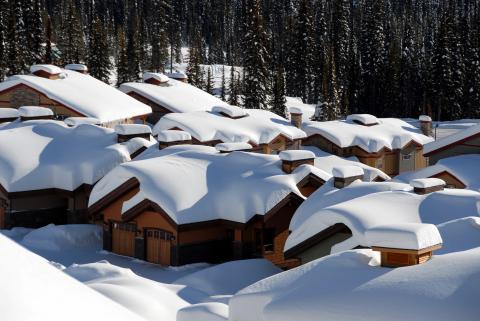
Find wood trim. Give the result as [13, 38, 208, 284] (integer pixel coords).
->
[372, 243, 442, 255]
[121, 198, 179, 228]
[2, 183, 93, 199]
[296, 173, 326, 188]
[430, 170, 466, 189]
[88, 178, 140, 215]
[424, 132, 480, 156]
[284, 223, 352, 259]
[263, 193, 303, 222]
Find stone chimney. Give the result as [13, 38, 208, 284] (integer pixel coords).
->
[157, 130, 192, 149]
[215, 142, 253, 153]
[143, 72, 170, 86]
[289, 107, 303, 129]
[419, 115, 432, 137]
[410, 178, 445, 195]
[368, 223, 443, 267]
[65, 64, 88, 74]
[30, 64, 62, 80]
[114, 124, 152, 143]
[18, 106, 54, 121]
[0, 108, 20, 124]
[332, 165, 364, 188]
[279, 150, 315, 174]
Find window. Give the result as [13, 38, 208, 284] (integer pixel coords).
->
[263, 229, 275, 253]
[402, 154, 412, 160]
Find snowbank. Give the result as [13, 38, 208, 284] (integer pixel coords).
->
[64, 117, 101, 126]
[19, 106, 53, 117]
[215, 142, 252, 152]
[177, 303, 228, 321]
[115, 123, 152, 135]
[279, 150, 315, 161]
[157, 129, 192, 142]
[332, 165, 364, 178]
[365, 223, 442, 250]
[0, 108, 19, 119]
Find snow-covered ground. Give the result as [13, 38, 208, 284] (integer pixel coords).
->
[0, 224, 280, 321]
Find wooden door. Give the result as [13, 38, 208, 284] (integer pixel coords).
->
[111, 222, 136, 257]
[146, 229, 172, 266]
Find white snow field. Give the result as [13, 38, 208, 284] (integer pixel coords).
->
[229, 217, 480, 321]
[0, 224, 280, 321]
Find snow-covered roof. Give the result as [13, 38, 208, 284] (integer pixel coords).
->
[395, 154, 480, 191]
[64, 117, 101, 127]
[215, 142, 253, 152]
[410, 178, 445, 189]
[279, 150, 315, 162]
[303, 117, 433, 153]
[157, 129, 192, 142]
[285, 181, 480, 252]
[0, 68, 151, 123]
[365, 223, 442, 250]
[119, 79, 226, 114]
[89, 146, 322, 225]
[153, 109, 306, 145]
[30, 64, 62, 75]
[211, 105, 248, 118]
[332, 165, 364, 178]
[0, 108, 19, 119]
[347, 114, 379, 126]
[424, 123, 480, 155]
[230, 216, 480, 321]
[0, 234, 146, 321]
[143, 72, 169, 83]
[65, 64, 88, 72]
[19, 106, 53, 117]
[286, 97, 315, 120]
[0, 120, 151, 192]
[166, 71, 188, 79]
[114, 124, 152, 135]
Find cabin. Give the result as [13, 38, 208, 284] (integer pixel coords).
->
[284, 177, 479, 265]
[165, 71, 188, 83]
[0, 113, 154, 229]
[152, 105, 306, 155]
[88, 146, 329, 268]
[423, 123, 480, 164]
[302, 114, 433, 176]
[0, 64, 151, 127]
[120, 72, 225, 124]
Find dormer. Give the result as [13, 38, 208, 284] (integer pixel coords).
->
[143, 72, 170, 86]
[410, 178, 445, 195]
[0, 108, 20, 124]
[65, 64, 88, 74]
[157, 130, 192, 149]
[215, 142, 253, 153]
[212, 105, 248, 119]
[347, 114, 379, 126]
[332, 165, 364, 188]
[30, 64, 63, 80]
[279, 150, 315, 174]
[114, 124, 152, 143]
[19, 106, 54, 121]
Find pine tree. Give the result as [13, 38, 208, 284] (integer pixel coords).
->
[59, 0, 86, 64]
[205, 67, 214, 94]
[228, 65, 239, 106]
[150, 0, 169, 72]
[270, 65, 287, 118]
[6, 0, 29, 76]
[220, 65, 227, 101]
[23, 0, 44, 65]
[0, 0, 7, 80]
[243, 0, 270, 109]
[323, 50, 341, 121]
[116, 27, 129, 86]
[44, 14, 53, 64]
[88, 17, 112, 83]
[186, 30, 205, 88]
[126, 10, 141, 82]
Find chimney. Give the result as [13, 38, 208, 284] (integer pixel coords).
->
[18, 106, 54, 121]
[368, 223, 443, 267]
[143, 72, 170, 86]
[279, 150, 315, 174]
[215, 142, 253, 153]
[332, 165, 364, 188]
[157, 130, 192, 149]
[114, 124, 152, 143]
[30, 64, 62, 80]
[212, 105, 248, 119]
[65, 64, 88, 74]
[0, 108, 20, 124]
[289, 107, 303, 128]
[64, 117, 101, 127]
[419, 115, 432, 137]
[410, 178, 445, 195]
[165, 71, 188, 83]
[346, 114, 379, 126]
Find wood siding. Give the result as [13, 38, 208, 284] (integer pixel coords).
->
[427, 135, 480, 164]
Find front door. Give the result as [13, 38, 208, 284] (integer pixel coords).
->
[146, 229, 173, 266]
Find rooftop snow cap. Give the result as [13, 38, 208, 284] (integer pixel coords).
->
[347, 114, 379, 126]
[19, 106, 54, 121]
[419, 115, 433, 137]
[290, 107, 303, 128]
[279, 150, 315, 173]
[64, 117, 101, 127]
[65, 64, 88, 74]
[0, 108, 20, 123]
[410, 178, 446, 195]
[114, 124, 152, 143]
[212, 105, 248, 119]
[143, 72, 170, 85]
[157, 129, 192, 149]
[332, 165, 364, 188]
[215, 142, 253, 153]
[30, 64, 63, 79]
[166, 71, 188, 82]
[368, 223, 443, 267]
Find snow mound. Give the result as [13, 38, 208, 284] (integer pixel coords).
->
[365, 223, 442, 250]
[143, 72, 169, 83]
[212, 105, 248, 118]
[65, 64, 88, 72]
[279, 150, 315, 161]
[215, 142, 252, 152]
[332, 165, 364, 178]
[436, 217, 480, 254]
[115, 123, 152, 135]
[21, 224, 102, 252]
[289, 107, 303, 114]
[157, 129, 192, 142]
[30, 64, 62, 75]
[347, 114, 379, 125]
[410, 178, 445, 188]
[174, 259, 281, 296]
[19, 106, 53, 117]
[0, 108, 19, 119]
[64, 117, 101, 126]
[65, 260, 137, 283]
[177, 302, 228, 321]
